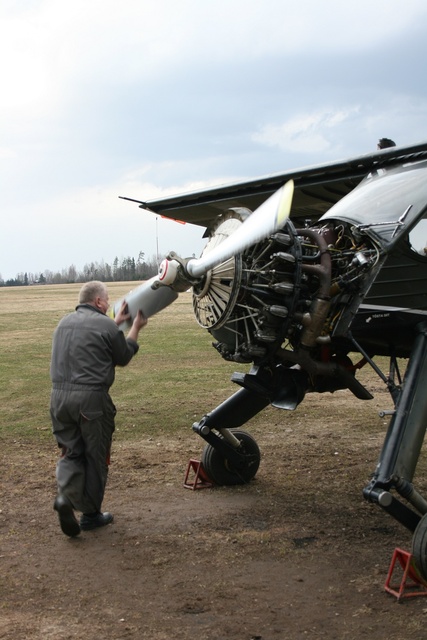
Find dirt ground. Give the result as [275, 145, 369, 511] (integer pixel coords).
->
[2, 387, 427, 640]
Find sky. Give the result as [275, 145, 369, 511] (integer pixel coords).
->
[1, 0, 427, 281]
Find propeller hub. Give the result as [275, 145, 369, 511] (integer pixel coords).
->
[158, 258, 179, 285]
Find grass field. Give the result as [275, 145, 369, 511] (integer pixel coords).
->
[0, 282, 239, 443]
[0, 282, 407, 446]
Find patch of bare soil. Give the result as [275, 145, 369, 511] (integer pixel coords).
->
[1, 391, 427, 640]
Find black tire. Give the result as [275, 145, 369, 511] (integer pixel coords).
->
[412, 513, 427, 583]
[201, 429, 261, 486]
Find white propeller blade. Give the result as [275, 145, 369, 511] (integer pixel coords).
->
[111, 276, 178, 329]
[185, 180, 294, 279]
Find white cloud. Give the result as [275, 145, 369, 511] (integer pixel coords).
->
[0, 16, 51, 115]
[0, 147, 16, 160]
[363, 94, 427, 137]
[252, 107, 360, 153]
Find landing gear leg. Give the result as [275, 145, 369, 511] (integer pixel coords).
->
[193, 387, 269, 485]
[363, 322, 427, 578]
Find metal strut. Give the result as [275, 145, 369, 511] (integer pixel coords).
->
[364, 321, 427, 531]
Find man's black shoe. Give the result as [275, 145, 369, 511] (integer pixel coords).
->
[54, 495, 81, 537]
[80, 511, 114, 531]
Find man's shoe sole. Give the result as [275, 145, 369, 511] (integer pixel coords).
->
[54, 496, 81, 537]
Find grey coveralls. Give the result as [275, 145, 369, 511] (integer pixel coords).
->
[50, 304, 139, 514]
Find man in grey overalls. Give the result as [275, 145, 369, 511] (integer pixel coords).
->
[50, 281, 147, 537]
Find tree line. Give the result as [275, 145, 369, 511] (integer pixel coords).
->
[0, 252, 161, 287]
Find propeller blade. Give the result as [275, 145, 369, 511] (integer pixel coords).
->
[185, 180, 294, 278]
[111, 276, 178, 329]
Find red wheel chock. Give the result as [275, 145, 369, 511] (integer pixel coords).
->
[183, 458, 214, 490]
[384, 548, 427, 600]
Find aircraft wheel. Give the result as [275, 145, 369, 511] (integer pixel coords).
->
[412, 513, 427, 582]
[201, 429, 260, 486]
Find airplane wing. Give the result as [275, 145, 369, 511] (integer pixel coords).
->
[123, 141, 427, 230]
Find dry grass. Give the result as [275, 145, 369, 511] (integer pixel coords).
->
[0, 283, 238, 441]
